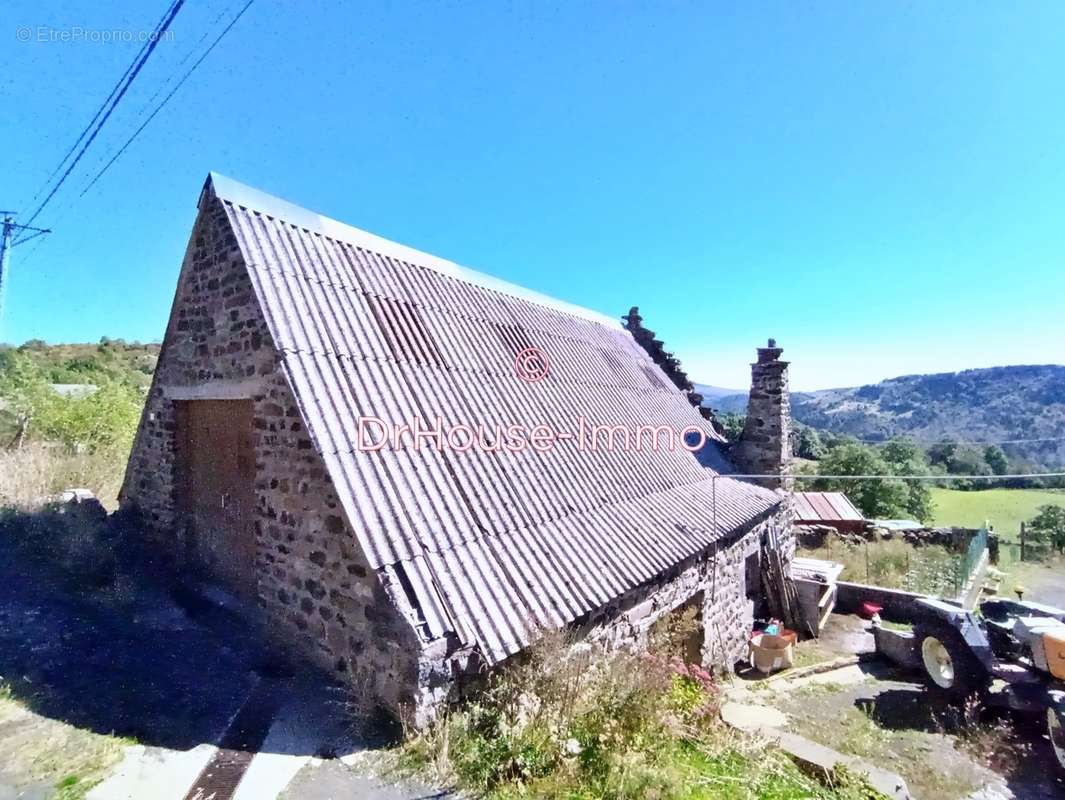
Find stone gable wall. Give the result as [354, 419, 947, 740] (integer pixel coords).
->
[121, 199, 269, 532]
[121, 198, 798, 723]
[120, 198, 424, 715]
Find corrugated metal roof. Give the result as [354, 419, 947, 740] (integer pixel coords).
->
[794, 491, 864, 523]
[206, 174, 782, 664]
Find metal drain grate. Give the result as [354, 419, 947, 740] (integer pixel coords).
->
[183, 679, 280, 800]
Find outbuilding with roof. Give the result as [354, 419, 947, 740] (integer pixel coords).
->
[121, 174, 797, 722]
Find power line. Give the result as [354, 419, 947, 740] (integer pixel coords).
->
[0, 214, 52, 339]
[816, 434, 1065, 447]
[23, 0, 186, 227]
[16, 0, 252, 272]
[719, 472, 1065, 481]
[139, 1, 241, 111]
[79, 0, 256, 198]
[24, 0, 182, 212]
[723, 411, 1065, 447]
[968, 437, 1065, 445]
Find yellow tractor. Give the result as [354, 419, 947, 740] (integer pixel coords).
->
[887, 596, 1065, 772]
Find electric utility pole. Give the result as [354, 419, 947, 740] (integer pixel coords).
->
[0, 212, 51, 341]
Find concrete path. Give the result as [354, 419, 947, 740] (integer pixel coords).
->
[280, 760, 451, 800]
[87, 745, 219, 800]
[721, 686, 914, 800]
[88, 677, 452, 800]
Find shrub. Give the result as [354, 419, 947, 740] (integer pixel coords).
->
[0, 348, 144, 457]
[0, 443, 128, 509]
[1027, 504, 1065, 553]
[800, 533, 961, 596]
[397, 633, 879, 799]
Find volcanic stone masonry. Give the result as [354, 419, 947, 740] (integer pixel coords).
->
[120, 181, 798, 726]
[622, 306, 715, 421]
[585, 506, 794, 667]
[733, 339, 793, 489]
[120, 197, 427, 713]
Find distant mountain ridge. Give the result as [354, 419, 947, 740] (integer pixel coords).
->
[692, 383, 745, 401]
[702, 365, 1065, 469]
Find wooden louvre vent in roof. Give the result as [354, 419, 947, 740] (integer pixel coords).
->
[204, 172, 784, 664]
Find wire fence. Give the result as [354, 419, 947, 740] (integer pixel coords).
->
[801, 531, 979, 597]
[713, 471, 1032, 598]
[955, 527, 988, 595]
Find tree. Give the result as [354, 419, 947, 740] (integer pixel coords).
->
[802, 440, 934, 523]
[880, 439, 920, 465]
[794, 426, 827, 460]
[983, 445, 1009, 476]
[879, 439, 934, 523]
[718, 413, 745, 441]
[817, 431, 858, 450]
[949, 446, 991, 476]
[927, 440, 958, 469]
[805, 443, 908, 520]
[0, 350, 51, 448]
[1028, 504, 1065, 553]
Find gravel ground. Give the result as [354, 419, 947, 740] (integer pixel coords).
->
[757, 614, 1065, 800]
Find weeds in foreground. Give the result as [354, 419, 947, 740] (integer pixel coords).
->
[0, 442, 128, 510]
[934, 696, 1031, 777]
[801, 534, 961, 596]
[776, 689, 985, 800]
[396, 632, 884, 799]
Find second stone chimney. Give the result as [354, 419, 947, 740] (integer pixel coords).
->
[733, 339, 792, 489]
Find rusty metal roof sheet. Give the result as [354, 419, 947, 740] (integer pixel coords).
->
[206, 173, 782, 664]
[794, 491, 864, 523]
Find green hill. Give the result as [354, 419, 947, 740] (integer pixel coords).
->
[930, 487, 1065, 539]
[707, 365, 1065, 469]
[0, 339, 160, 389]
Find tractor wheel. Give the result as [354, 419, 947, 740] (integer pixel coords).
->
[1048, 707, 1065, 773]
[914, 624, 984, 699]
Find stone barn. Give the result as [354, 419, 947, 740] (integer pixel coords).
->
[121, 173, 796, 723]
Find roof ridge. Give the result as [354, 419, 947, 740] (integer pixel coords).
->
[204, 172, 622, 330]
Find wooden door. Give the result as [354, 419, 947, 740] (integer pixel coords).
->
[175, 399, 257, 601]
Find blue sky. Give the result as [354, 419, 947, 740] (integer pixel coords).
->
[3, 2, 1063, 390]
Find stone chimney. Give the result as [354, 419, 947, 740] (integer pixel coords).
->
[733, 339, 792, 489]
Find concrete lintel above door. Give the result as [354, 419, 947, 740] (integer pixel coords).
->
[163, 378, 264, 401]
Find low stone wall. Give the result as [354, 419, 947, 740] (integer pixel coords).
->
[796, 524, 983, 553]
[834, 581, 946, 621]
[836, 576, 991, 620]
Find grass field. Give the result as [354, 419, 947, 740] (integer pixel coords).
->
[930, 487, 1065, 540]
